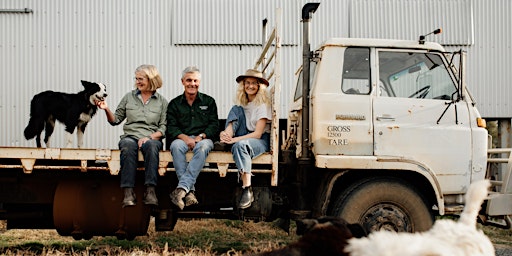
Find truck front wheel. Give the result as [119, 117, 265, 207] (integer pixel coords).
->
[331, 178, 433, 233]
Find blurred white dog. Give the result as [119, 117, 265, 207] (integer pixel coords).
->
[345, 179, 495, 256]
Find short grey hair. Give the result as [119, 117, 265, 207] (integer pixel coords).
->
[181, 66, 201, 79]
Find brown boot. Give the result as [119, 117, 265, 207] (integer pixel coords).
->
[143, 186, 158, 206]
[170, 188, 186, 210]
[123, 188, 136, 207]
[184, 191, 199, 207]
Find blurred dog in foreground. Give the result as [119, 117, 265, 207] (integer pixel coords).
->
[259, 216, 367, 256]
[345, 179, 494, 256]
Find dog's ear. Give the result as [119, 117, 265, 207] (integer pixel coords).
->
[295, 219, 319, 236]
[347, 223, 368, 238]
[81, 80, 95, 89]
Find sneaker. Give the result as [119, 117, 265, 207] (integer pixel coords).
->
[170, 188, 186, 210]
[238, 186, 254, 209]
[123, 188, 136, 207]
[143, 186, 158, 206]
[184, 191, 199, 207]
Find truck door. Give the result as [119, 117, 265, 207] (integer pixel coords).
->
[373, 49, 472, 193]
[310, 47, 373, 156]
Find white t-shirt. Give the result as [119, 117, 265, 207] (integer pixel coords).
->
[243, 101, 272, 133]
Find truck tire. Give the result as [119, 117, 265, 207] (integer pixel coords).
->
[331, 177, 433, 233]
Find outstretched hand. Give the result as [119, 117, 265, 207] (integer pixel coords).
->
[95, 100, 108, 110]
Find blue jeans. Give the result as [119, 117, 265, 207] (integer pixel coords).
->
[226, 106, 270, 174]
[170, 137, 213, 192]
[119, 137, 163, 188]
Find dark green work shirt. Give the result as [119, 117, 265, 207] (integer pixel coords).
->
[166, 92, 219, 140]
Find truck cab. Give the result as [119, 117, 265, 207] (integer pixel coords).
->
[286, 36, 491, 232]
[310, 38, 487, 190]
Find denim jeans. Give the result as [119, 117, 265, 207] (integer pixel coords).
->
[226, 106, 248, 137]
[226, 106, 270, 174]
[170, 137, 213, 192]
[119, 137, 163, 188]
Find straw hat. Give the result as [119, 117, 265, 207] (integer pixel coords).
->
[235, 69, 269, 86]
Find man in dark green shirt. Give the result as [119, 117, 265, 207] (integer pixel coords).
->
[167, 66, 219, 210]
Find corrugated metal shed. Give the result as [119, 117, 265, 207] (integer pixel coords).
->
[349, 0, 474, 45]
[466, 0, 511, 118]
[0, 0, 510, 149]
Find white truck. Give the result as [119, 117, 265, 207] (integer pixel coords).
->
[0, 3, 510, 240]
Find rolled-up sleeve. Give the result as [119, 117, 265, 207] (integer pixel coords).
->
[109, 94, 128, 126]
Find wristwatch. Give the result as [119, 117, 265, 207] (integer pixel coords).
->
[199, 133, 205, 139]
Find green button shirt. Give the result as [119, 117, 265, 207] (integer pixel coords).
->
[109, 89, 168, 140]
[166, 92, 219, 140]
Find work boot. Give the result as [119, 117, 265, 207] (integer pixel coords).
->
[170, 188, 186, 210]
[122, 188, 136, 207]
[143, 186, 158, 206]
[184, 191, 199, 207]
[238, 186, 254, 209]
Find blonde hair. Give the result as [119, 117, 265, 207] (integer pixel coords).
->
[235, 79, 270, 106]
[134, 64, 163, 91]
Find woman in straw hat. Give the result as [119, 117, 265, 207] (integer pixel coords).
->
[217, 69, 272, 209]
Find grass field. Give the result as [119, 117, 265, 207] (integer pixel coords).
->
[0, 219, 297, 255]
[0, 218, 510, 255]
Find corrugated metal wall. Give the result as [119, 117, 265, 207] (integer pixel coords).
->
[466, 0, 511, 118]
[349, 0, 473, 45]
[173, 0, 299, 46]
[1, 0, 510, 149]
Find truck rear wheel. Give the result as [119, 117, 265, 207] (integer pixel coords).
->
[331, 177, 433, 233]
[53, 179, 151, 239]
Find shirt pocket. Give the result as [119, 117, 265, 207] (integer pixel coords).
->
[197, 106, 211, 123]
[126, 103, 144, 122]
[145, 105, 162, 125]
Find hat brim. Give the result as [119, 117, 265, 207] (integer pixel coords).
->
[236, 75, 269, 86]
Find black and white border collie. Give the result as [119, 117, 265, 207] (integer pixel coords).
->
[24, 80, 107, 148]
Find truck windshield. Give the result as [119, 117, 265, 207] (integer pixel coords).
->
[379, 51, 456, 100]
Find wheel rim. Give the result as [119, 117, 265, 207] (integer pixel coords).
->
[362, 203, 412, 232]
